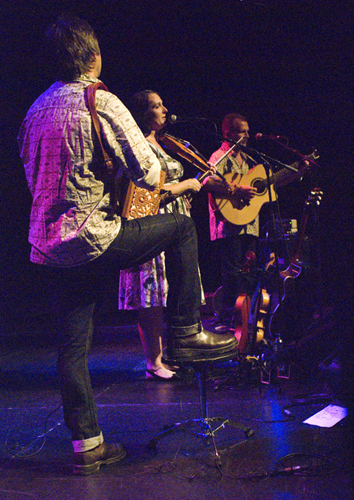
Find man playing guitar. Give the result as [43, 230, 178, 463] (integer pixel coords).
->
[203, 113, 258, 332]
[203, 112, 309, 333]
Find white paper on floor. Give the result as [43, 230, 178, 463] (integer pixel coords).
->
[303, 404, 348, 428]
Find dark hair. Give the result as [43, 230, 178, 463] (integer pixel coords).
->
[222, 113, 248, 139]
[129, 90, 160, 135]
[45, 13, 100, 81]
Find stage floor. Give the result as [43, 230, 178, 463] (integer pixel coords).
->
[0, 310, 352, 500]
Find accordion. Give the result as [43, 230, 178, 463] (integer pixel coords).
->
[120, 170, 166, 220]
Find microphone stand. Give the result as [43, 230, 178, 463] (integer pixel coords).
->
[272, 140, 321, 169]
[231, 139, 299, 380]
[236, 141, 299, 172]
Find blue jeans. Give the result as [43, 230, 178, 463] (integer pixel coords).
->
[40, 213, 202, 443]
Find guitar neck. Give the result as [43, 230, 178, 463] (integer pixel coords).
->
[291, 212, 309, 264]
[269, 150, 318, 189]
[290, 188, 322, 264]
[257, 163, 299, 193]
[271, 161, 300, 188]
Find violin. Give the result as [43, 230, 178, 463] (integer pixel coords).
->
[159, 132, 210, 173]
[159, 132, 231, 189]
[249, 286, 270, 346]
[248, 253, 275, 350]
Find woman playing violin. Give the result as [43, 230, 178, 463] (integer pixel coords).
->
[119, 90, 215, 380]
[141, 92, 203, 199]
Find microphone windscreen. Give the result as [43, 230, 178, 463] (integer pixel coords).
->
[167, 114, 177, 124]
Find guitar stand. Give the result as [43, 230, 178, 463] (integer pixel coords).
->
[148, 353, 254, 465]
[257, 334, 294, 391]
[260, 363, 291, 385]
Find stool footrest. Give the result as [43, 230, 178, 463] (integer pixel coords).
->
[147, 416, 253, 451]
[149, 354, 253, 465]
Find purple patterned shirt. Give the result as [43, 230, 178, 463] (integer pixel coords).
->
[18, 75, 161, 267]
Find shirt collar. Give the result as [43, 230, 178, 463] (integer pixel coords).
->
[74, 74, 102, 84]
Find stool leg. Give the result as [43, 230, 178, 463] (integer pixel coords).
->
[198, 366, 208, 419]
[197, 365, 222, 463]
[148, 355, 253, 461]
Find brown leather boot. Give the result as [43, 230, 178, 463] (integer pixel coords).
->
[73, 442, 126, 475]
[167, 323, 238, 362]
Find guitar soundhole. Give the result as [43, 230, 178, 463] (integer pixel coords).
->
[252, 179, 265, 195]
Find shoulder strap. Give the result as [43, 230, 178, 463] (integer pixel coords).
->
[86, 82, 114, 174]
[86, 82, 119, 215]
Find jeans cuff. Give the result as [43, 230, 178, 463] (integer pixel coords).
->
[72, 432, 104, 453]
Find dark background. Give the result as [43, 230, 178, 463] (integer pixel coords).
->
[1, 0, 353, 332]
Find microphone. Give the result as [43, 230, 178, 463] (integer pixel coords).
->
[167, 114, 207, 124]
[255, 133, 286, 141]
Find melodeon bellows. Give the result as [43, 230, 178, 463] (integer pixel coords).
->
[121, 171, 166, 220]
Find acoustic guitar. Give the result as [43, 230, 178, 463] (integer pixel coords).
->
[212, 151, 319, 226]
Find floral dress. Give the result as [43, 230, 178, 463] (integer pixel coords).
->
[118, 143, 204, 310]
